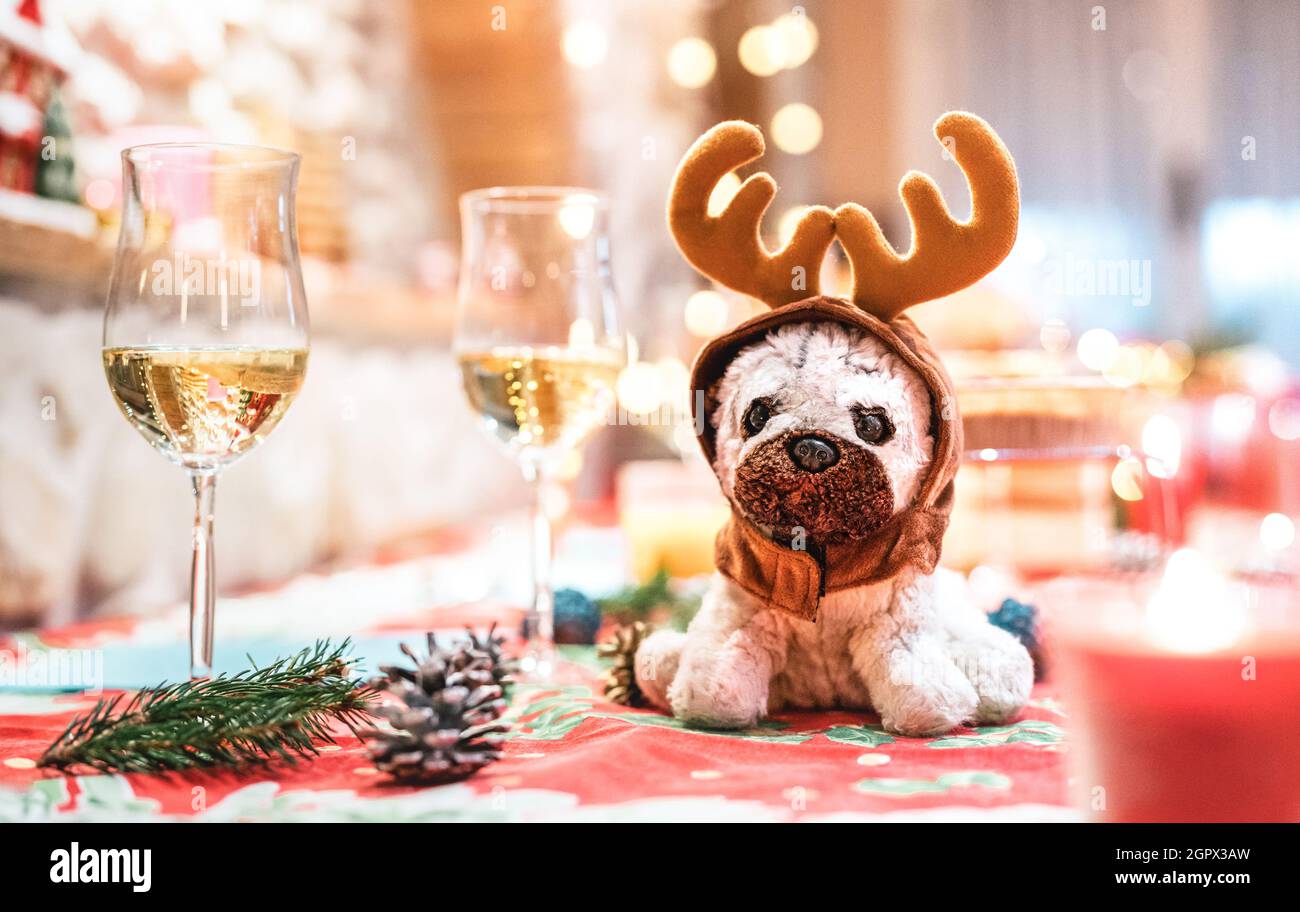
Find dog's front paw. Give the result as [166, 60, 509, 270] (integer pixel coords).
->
[946, 630, 1033, 725]
[668, 665, 766, 731]
[874, 645, 979, 737]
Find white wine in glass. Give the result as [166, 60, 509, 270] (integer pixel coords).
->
[103, 347, 307, 466]
[103, 144, 309, 679]
[457, 346, 621, 454]
[455, 188, 624, 679]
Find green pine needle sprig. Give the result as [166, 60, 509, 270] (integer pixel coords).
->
[40, 640, 376, 774]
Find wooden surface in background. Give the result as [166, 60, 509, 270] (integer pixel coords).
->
[0, 191, 112, 294]
[409, 0, 579, 232]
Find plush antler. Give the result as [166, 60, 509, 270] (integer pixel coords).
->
[835, 112, 1019, 321]
[669, 121, 835, 308]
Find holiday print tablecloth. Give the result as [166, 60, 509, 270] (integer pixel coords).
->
[0, 544, 1077, 822]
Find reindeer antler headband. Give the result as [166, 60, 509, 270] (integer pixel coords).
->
[668, 112, 1019, 320]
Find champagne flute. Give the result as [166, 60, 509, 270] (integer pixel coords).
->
[455, 188, 624, 678]
[102, 143, 309, 679]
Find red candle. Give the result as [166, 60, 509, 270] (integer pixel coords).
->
[1049, 555, 1300, 822]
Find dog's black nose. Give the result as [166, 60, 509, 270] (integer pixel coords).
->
[788, 435, 840, 473]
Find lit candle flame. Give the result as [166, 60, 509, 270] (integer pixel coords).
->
[1143, 549, 1249, 653]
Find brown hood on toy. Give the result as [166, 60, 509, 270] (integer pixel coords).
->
[690, 296, 963, 622]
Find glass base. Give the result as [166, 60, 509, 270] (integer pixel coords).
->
[515, 641, 556, 683]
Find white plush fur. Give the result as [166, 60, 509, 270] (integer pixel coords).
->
[637, 322, 1032, 736]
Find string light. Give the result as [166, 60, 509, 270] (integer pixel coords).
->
[707, 171, 742, 216]
[771, 103, 822, 155]
[563, 20, 608, 69]
[568, 317, 595, 348]
[1102, 344, 1146, 388]
[84, 178, 116, 210]
[1153, 340, 1194, 384]
[1141, 415, 1181, 479]
[1077, 328, 1119, 372]
[667, 37, 716, 89]
[617, 362, 664, 415]
[1210, 393, 1256, 442]
[1268, 398, 1300, 441]
[1260, 513, 1297, 552]
[738, 13, 818, 76]
[738, 25, 785, 76]
[772, 13, 818, 68]
[684, 290, 728, 337]
[1111, 457, 1145, 501]
[558, 200, 596, 239]
[776, 205, 810, 245]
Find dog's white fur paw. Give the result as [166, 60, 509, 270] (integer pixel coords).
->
[634, 629, 685, 712]
[945, 625, 1034, 724]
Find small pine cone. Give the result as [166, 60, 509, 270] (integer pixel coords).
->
[360, 632, 513, 784]
[597, 621, 651, 707]
[464, 623, 519, 691]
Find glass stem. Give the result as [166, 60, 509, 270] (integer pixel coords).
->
[189, 471, 218, 680]
[521, 460, 555, 668]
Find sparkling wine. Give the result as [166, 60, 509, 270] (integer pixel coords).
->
[103, 346, 308, 469]
[458, 347, 620, 455]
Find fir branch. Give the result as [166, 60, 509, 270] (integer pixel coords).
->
[39, 640, 376, 774]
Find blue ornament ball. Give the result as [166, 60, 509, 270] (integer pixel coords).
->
[987, 597, 1038, 650]
[553, 588, 603, 645]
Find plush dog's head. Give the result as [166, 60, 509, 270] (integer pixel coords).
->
[708, 320, 934, 543]
[669, 112, 1017, 589]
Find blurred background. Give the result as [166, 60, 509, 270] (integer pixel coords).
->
[3, 0, 1300, 630]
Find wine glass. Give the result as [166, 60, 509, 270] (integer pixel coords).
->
[455, 187, 624, 678]
[102, 143, 309, 679]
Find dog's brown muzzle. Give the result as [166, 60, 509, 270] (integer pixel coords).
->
[732, 430, 895, 541]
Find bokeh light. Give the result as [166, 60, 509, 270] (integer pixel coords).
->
[1102, 344, 1147, 388]
[617, 362, 665, 415]
[1211, 393, 1257, 442]
[83, 178, 117, 211]
[738, 25, 785, 76]
[557, 201, 595, 239]
[1147, 340, 1195, 386]
[684, 290, 728, 337]
[1260, 513, 1297, 551]
[776, 205, 811, 246]
[1268, 398, 1300, 441]
[707, 171, 742, 216]
[567, 317, 595, 348]
[563, 20, 608, 69]
[770, 103, 822, 155]
[772, 13, 818, 68]
[1076, 328, 1119, 371]
[1141, 414, 1182, 478]
[667, 37, 716, 89]
[1111, 457, 1146, 501]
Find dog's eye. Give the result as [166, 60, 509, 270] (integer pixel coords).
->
[853, 406, 895, 445]
[742, 399, 773, 437]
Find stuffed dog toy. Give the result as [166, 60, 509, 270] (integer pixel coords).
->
[628, 112, 1033, 737]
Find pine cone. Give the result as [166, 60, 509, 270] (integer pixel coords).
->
[464, 623, 519, 691]
[597, 621, 650, 706]
[360, 632, 513, 783]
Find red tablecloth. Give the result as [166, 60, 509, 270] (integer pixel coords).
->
[0, 629, 1073, 822]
